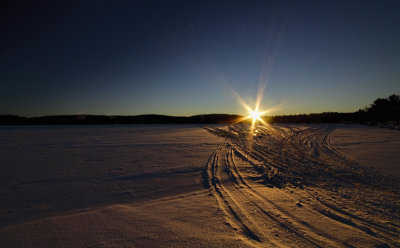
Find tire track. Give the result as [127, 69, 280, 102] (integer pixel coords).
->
[280, 127, 400, 245]
[206, 142, 349, 247]
[205, 124, 400, 247]
[205, 142, 279, 247]
[225, 147, 356, 248]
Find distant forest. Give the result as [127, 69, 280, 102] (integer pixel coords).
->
[268, 94, 400, 124]
[1, 94, 399, 126]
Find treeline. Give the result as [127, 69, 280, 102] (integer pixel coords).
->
[267, 94, 400, 124]
[357, 94, 400, 122]
[1, 94, 398, 125]
[0, 114, 241, 125]
[266, 112, 357, 124]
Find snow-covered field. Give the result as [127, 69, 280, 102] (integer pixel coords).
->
[0, 124, 399, 247]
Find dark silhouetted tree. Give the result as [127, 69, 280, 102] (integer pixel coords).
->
[363, 94, 400, 121]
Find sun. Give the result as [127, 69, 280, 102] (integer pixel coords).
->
[249, 109, 261, 122]
[230, 88, 270, 126]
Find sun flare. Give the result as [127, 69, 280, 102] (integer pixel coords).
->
[249, 110, 261, 122]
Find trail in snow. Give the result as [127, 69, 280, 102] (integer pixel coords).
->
[205, 124, 400, 247]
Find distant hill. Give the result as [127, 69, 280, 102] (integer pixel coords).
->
[1, 94, 399, 126]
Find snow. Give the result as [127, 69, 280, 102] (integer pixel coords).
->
[329, 124, 400, 177]
[0, 124, 399, 247]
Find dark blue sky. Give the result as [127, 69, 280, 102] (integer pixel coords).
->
[1, 0, 399, 116]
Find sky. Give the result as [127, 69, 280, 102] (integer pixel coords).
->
[1, 0, 399, 117]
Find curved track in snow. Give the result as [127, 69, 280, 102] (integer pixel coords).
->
[205, 125, 400, 247]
